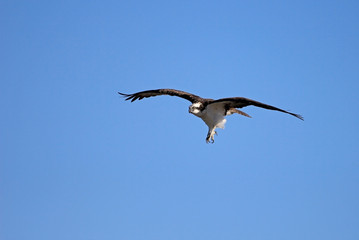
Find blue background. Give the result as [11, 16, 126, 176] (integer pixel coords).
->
[1, 1, 359, 239]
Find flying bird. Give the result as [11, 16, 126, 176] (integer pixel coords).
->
[118, 89, 303, 143]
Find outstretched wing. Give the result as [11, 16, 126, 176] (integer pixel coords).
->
[209, 97, 304, 120]
[118, 89, 203, 103]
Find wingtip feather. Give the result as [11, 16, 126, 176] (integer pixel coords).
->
[118, 92, 134, 101]
[293, 113, 304, 121]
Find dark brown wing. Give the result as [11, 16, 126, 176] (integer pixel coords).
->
[209, 97, 304, 120]
[118, 89, 203, 103]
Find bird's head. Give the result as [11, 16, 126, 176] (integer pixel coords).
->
[189, 102, 203, 116]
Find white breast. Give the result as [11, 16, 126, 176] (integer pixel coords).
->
[200, 104, 227, 129]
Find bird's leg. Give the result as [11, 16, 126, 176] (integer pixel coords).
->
[206, 131, 210, 143]
[206, 128, 216, 144]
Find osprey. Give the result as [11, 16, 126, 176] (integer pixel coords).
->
[118, 89, 303, 143]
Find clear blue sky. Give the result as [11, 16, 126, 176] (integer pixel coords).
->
[1, 1, 359, 239]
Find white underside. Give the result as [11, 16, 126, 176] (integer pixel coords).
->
[189, 102, 229, 143]
[195, 104, 227, 130]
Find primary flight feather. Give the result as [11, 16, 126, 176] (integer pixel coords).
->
[118, 89, 303, 143]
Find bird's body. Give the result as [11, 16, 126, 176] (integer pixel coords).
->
[189, 102, 227, 142]
[119, 89, 303, 143]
